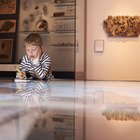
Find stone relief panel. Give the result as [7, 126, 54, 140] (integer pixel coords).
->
[103, 16, 140, 37]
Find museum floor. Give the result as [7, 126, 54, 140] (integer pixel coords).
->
[0, 79, 140, 140]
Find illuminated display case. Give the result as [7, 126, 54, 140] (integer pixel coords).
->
[17, 0, 76, 79]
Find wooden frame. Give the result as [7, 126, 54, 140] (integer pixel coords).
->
[0, 0, 19, 64]
[0, 0, 17, 15]
[0, 39, 13, 63]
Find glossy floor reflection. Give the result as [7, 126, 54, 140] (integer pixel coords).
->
[0, 80, 140, 140]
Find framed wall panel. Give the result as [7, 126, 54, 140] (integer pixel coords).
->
[0, 0, 19, 64]
[94, 40, 104, 53]
[0, 0, 17, 15]
[0, 20, 16, 33]
[0, 39, 13, 63]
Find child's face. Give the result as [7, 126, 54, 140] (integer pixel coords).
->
[25, 44, 41, 60]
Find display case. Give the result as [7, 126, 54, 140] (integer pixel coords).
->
[17, 0, 76, 79]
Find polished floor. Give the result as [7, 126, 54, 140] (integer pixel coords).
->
[0, 79, 140, 140]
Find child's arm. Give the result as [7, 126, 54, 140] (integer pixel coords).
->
[32, 54, 51, 79]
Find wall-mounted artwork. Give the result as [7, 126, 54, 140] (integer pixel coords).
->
[0, 0, 17, 14]
[0, 0, 19, 64]
[103, 16, 140, 37]
[0, 39, 13, 63]
[0, 20, 16, 33]
[94, 40, 104, 53]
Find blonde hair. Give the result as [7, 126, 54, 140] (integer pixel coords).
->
[24, 33, 43, 48]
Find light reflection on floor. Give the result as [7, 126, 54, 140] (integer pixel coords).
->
[0, 80, 140, 140]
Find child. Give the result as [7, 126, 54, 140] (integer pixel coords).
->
[16, 33, 52, 80]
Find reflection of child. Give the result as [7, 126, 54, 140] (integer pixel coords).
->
[16, 33, 52, 80]
[16, 81, 51, 106]
[16, 81, 50, 123]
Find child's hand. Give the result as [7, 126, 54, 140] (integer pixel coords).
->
[16, 71, 26, 79]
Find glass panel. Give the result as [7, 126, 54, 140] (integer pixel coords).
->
[17, 0, 76, 79]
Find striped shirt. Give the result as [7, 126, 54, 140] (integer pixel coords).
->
[19, 52, 52, 80]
